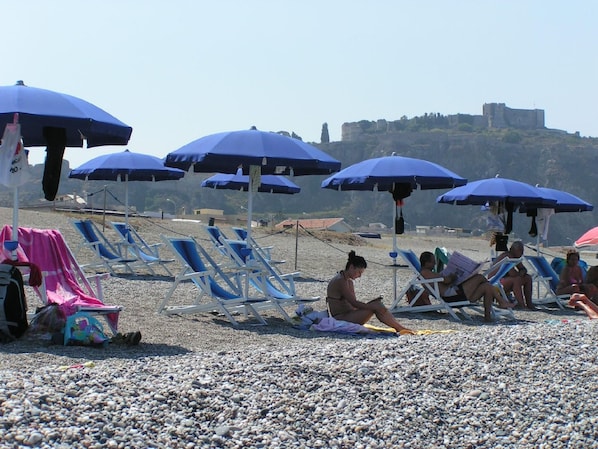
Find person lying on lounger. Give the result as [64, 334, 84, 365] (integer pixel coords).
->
[419, 251, 515, 323]
[327, 250, 414, 334]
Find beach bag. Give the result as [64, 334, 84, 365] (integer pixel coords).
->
[0, 263, 28, 340]
[63, 311, 109, 347]
[29, 303, 66, 334]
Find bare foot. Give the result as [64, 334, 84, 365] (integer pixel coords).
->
[497, 299, 516, 309]
[399, 328, 415, 335]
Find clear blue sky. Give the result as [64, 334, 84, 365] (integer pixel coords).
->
[6, 0, 597, 168]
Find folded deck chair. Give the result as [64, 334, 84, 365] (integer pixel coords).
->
[219, 238, 319, 322]
[158, 236, 268, 326]
[0, 225, 121, 334]
[71, 219, 138, 275]
[389, 249, 473, 321]
[525, 255, 569, 309]
[231, 226, 285, 266]
[110, 222, 174, 276]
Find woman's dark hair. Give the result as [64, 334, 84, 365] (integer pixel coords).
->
[420, 251, 434, 267]
[346, 250, 367, 270]
[566, 249, 580, 263]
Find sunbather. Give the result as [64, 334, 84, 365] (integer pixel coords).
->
[419, 251, 515, 322]
[327, 250, 414, 334]
[491, 241, 535, 310]
[556, 250, 597, 298]
[568, 293, 598, 319]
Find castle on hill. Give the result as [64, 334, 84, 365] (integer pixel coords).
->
[341, 103, 545, 141]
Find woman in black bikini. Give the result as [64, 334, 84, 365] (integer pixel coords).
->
[326, 250, 414, 334]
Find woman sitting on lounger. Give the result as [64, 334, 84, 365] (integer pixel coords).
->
[556, 249, 597, 298]
[327, 250, 414, 334]
[419, 251, 515, 322]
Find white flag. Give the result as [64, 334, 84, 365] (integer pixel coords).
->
[0, 123, 31, 187]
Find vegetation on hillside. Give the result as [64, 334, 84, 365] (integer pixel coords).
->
[2, 122, 596, 246]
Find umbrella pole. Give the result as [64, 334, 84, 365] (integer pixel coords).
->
[125, 175, 129, 228]
[392, 201, 398, 254]
[247, 177, 253, 243]
[10, 186, 18, 260]
[392, 200, 398, 304]
[102, 185, 107, 232]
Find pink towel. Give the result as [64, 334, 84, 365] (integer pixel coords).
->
[0, 225, 119, 330]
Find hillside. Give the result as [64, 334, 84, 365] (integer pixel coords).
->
[1, 122, 597, 246]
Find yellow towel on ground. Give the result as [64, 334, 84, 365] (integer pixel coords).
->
[362, 325, 457, 336]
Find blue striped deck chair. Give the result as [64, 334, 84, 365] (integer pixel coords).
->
[484, 256, 522, 318]
[111, 222, 174, 276]
[159, 236, 268, 326]
[203, 225, 230, 256]
[71, 219, 138, 275]
[219, 238, 319, 322]
[231, 226, 285, 267]
[389, 249, 473, 321]
[525, 255, 569, 309]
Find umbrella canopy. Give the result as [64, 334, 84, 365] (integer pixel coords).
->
[202, 171, 301, 194]
[533, 187, 593, 213]
[0, 80, 132, 148]
[69, 149, 185, 226]
[437, 177, 559, 238]
[165, 127, 341, 240]
[575, 227, 598, 249]
[165, 127, 340, 176]
[321, 154, 467, 250]
[0, 81, 132, 257]
[518, 187, 593, 249]
[436, 178, 558, 207]
[320, 154, 467, 192]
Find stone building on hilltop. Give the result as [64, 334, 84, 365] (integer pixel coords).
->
[341, 103, 546, 141]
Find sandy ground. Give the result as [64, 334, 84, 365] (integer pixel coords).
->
[0, 206, 589, 365]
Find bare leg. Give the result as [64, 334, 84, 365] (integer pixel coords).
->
[569, 294, 598, 319]
[501, 277, 525, 307]
[523, 274, 535, 309]
[370, 300, 414, 334]
[462, 276, 513, 321]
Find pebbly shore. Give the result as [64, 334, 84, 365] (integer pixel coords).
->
[0, 207, 597, 448]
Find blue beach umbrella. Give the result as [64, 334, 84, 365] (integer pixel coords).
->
[202, 171, 301, 194]
[165, 127, 340, 176]
[437, 178, 560, 207]
[70, 149, 185, 227]
[202, 171, 301, 230]
[437, 177, 558, 238]
[519, 186, 593, 249]
[0, 80, 132, 148]
[0, 80, 132, 255]
[321, 154, 467, 249]
[321, 154, 467, 192]
[165, 127, 340, 240]
[533, 187, 593, 213]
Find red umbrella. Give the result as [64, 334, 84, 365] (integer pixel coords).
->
[574, 227, 598, 249]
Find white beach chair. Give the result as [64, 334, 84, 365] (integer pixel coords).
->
[389, 248, 473, 321]
[158, 236, 268, 326]
[110, 221, 175, 276]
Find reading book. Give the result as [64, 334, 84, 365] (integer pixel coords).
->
[439, 251, 486, 286]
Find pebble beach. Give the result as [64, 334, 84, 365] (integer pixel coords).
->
[1, 207, 597, 448]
